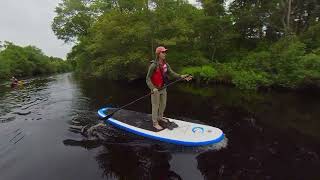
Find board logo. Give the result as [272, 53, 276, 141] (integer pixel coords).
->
[192, 127, 204, 134]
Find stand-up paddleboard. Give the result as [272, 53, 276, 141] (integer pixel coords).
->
[98, 107, 224, 146]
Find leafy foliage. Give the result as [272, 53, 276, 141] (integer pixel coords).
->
[0, 42, 72, 80]
[51, 0, 320, 90]
[181, 65, 218, 83]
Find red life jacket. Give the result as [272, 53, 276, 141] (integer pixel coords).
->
[151, 61, 168, 88]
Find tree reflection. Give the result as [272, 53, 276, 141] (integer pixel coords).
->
[63, 139, 182, 180]
[195, 117, 320, 180]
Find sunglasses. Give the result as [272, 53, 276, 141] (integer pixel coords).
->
[161, 51, 167, 54]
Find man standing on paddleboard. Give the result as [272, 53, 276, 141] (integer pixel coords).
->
[146, 46, 192, 130]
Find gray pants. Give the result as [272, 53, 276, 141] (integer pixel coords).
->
[151, 88, 167, 124]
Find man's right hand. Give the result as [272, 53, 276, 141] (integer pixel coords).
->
[181, 74, 193, 81]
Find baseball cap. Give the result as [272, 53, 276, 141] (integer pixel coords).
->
[155, 46, 168, 54]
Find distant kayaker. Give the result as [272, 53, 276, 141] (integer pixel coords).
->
[146, 46, 192, 130]
[11, 76, 18, 88]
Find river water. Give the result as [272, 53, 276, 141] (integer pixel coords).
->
[0, 73, 319, 180]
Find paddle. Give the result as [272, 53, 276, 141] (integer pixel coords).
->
[101, 75, 191, 120]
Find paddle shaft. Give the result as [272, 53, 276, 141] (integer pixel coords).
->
[102, 75, 189, 119]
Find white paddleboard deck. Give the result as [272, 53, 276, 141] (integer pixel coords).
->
[98, 108, 224, 146]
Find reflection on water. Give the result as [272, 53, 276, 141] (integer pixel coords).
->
[0, 73, 319, 180]
[177, 83, 320, 139]
[63, 137, 212, 180]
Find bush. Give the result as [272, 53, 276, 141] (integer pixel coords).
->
[181, 65, 217, 83]
[231, 70, 271, 90]
[167, 50, 209, 68]
[300, 53, 320, 80]
[93, 52, 147, 80]
[215, 63, 237, 82]
[270, 37, 306, 87]
[0, 55, 10, 79]
[300, 23, 320, 52]
[242, 51, 273, 73]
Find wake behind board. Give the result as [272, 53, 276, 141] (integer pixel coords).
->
[98, 107, 224, 146]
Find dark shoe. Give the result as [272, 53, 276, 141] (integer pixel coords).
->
[158, 120, 173, 130]
[159, 120, 178, 130]
[166, 123, 174, 130]
[168, 121, 178, 128]
[160, 118, 178, 127]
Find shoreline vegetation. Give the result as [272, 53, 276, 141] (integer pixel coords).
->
[2, 0, 314, 91]
[52, 0, 319, 91]
[0, 41, 73, 82]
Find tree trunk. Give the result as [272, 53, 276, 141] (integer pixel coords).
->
[145, 0, 154, 59]
[287, 0, 292, 34]
[151, 37, 154, 59]
[211, 46, 216, 62]
[280, 0, 293, 35]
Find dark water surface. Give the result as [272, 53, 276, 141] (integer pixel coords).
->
[0, 73, 319, 180]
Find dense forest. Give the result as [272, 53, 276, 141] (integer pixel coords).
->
[52, 0, 320, 90]
[0, 41, 72, 81]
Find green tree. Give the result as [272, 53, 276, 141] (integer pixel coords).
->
[0, 41, 72, 80]
[300, 22, 320, 52]
[52, 0, 98, 42]
[0, 52, 10, 79]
